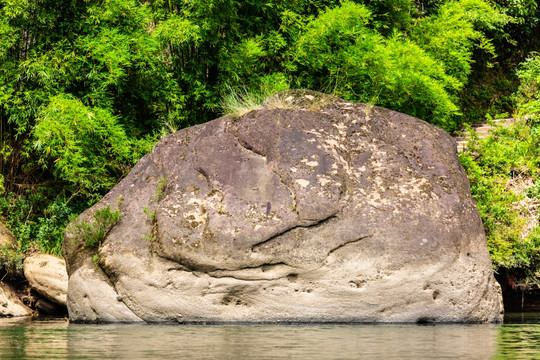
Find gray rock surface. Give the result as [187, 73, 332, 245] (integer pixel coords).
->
[0, 281, 32, 317]
[24, 254, 68, 307]
[64, 90, 503, 323]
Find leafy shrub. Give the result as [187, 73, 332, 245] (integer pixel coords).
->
[526, 179, 540, 199]
[36, 197, 82, 255]
[33, 95, 133, 194]
[0, 245, 24, 275]
[515, 52, 540, 116]
[410, 0, 509, 86]
[0, 191, 85, 256]
[289, 0, 507, 131]
[459, 120, 540, 281]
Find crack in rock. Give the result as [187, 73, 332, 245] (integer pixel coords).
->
[327, 234, 373, 256]
[251, 214, 338, 252]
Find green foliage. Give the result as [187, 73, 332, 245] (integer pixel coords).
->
[143, 207, 156, 223]
[500, 0, 538, 24]
[459, 64, 518, 124]
[92, 253, 100, 268]
[0, 191, 85, 256]
[142, 231, 157, 243]
[359, 0, 416, 34]
[410, 0, 509, 87]
[0, 245, 24, 274]
[515, 52, 540, 116]
[70, 203, 122, 248]
[291, 1, 463, 131]
[526, 179, 540, 199]
[285, 0, 509, 131]
[33, 95, 134, 194]
[459, 120, 540, 280]
[457, 0, 540, 124]
[155, 177, 168, 201]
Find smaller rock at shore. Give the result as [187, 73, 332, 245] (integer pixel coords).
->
[0, 281, 32, 317]
[24, 254, 68, 307]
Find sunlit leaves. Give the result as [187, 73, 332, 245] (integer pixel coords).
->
[460, 120, 540, 277]
[292, 1, 460, 130]
[153, 15, 200, 46]
[515, 52, 540, 116]
[410, 0, 510, 85]
[0, 0, 31, 19]
[33, 95, 132, 193]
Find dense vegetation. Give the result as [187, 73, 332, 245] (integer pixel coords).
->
[460, 54, 540, 285]
[0, 0, 539, 284]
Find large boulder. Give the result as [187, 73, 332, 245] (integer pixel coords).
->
[0, 281, 32, 317]
[63, 90, 503, 323]
[23, 254, 68, 307]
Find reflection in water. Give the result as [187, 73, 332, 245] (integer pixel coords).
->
[494, 313, 540, 360]
[0, 317, 68, 359]
[0, 315, 538, 359]
[68, 324, 498, 359]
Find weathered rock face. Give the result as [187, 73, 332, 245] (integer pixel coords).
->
[24, 254, 68, 307]
[0, 281, 32, 317]
[64, 90, 503, 323]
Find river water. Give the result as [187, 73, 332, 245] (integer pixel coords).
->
[0, 313, 539, 359]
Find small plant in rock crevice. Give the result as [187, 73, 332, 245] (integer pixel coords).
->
[143, 207, 157, 223]
[142, 231, 157, 243]
[140, 176, 168, 242]
[155, 176, 168, 201]
[69, 197, 123, 248]
[142, 206, 158, 243]
[92, 254, 100, 268]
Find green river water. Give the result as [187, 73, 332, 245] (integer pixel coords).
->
[0, 313, 539, 359]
